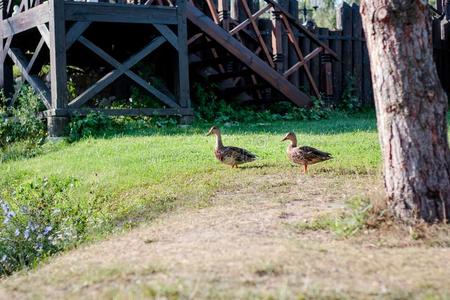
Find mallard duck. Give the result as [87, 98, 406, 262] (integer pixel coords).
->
[282, 132, 332, 173]
[206, 126, 257, 168]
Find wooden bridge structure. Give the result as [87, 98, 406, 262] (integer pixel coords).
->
[0, 0, 337, 136]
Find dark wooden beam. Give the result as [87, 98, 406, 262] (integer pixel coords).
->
[66, 21, 91, 49]
[0, 2, 49, 38]
[186, 3, 311, 107]
[49, 0, 68, 110]
[154, 24, 178, 49]
[176, 0, 190, 108]
[64, 2, 177, 25]
[0, 1, 13, 99]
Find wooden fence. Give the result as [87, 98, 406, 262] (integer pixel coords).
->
[285, 2, 373, 106]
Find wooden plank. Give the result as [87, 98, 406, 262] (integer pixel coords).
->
[330, 30, 342, 104]
[42, 108, 194, 118]
[37, 24, 50, 47]
[319, 27, 333, 99]
[337, 2, 352, 93]
[186, 2, 311, 107]
[8, 48, 51, 109]
[49, 0, 67, 109]
[66, 21, 91, 49]
[0, 2, 13, 98]
[64, 2, 177, 24]
[26, 36, 45, 73]
[287, 0, 298, 87]
[229, 5, 270, 36]
[309, 28, 320, 98]
[176, 0, 190, 108]
[0, 2, 49, 38]
[154, 24, 178, 49]
[299, 24, 310, 93]
[352, 3, 362, 104]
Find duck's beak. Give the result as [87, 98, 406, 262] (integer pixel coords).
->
[281, 136, 288, 142]
[206, 131, 212, 136]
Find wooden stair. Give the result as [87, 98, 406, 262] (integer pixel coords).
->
[186, 2, 311, 107]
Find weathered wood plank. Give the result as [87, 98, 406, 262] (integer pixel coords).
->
[49, 0, 67, 109]
[330, 30, 342, 104]
[37, 24, 50, 47]
[186, 3, 311, 107]
[0, 2, 49, 38]
[154, 24, 178, 49]
[65, 21, 91, 49]
[26, 36, 45, 73]
[176, 0, 190, 108]
[64, 2, 177, 24]
[337, 2, 352, 92]
[0, 2, 13, 98]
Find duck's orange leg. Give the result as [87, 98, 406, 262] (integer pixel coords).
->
[304, 164, 308, 173]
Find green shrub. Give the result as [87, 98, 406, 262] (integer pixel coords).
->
[0, 86, 45, 148]
[339, 75, 362, 112]
[68, 112, 114, 141]
[0, 176, 100, 276]
[192, 83, 330, 123]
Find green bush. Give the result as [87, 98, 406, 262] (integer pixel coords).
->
[192, 83, 330, 123]
[68, 112, 114, 141]
[0, 176, 100, 276]
[0, 86, 46, 148]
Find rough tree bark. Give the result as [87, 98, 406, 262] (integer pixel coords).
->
[360, 0, 450, 222]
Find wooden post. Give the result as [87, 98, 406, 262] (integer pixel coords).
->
[352, 4, 362, 105]
[177, 0, 192, 121]
[218, 0, 230, 31]
[330, 30, 342, 105]
[48, 0, 68, 136]
[337, 2, 352, 96]
[287, 0, 298, 86]
[271, 8, 284, 72]
[0, 0, 13, 101]
[319, 28, 333, 103]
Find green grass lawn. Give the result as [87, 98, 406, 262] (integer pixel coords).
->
[0, 113, 381, 238]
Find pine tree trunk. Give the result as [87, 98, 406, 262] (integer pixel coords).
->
[360, 0, 450, 223]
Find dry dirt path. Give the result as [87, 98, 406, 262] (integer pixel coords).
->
[1, 173, 450, 299]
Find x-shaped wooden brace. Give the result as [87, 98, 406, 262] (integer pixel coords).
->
[68, 27, 179, 109]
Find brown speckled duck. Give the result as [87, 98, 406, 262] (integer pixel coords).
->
[282, 132, 332, 173]
[207, 126, 257, 168]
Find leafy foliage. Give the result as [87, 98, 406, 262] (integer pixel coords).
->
[339, 75, 361, 112]
[68, 112, 114, 142]
[0, 176, 103, 276]
[0, 86, 45, 149]
[192, 83, 331, 124]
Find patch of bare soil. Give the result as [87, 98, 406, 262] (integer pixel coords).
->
[1, 172, 450, 299]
